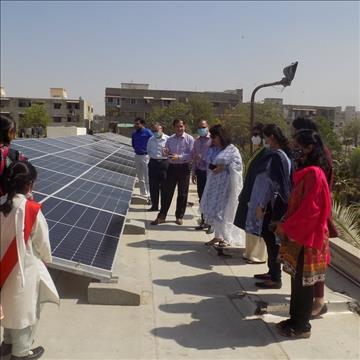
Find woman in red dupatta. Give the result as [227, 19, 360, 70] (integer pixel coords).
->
[275, 130, 331, 338]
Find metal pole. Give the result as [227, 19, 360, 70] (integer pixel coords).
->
[250, 80, 285, 153]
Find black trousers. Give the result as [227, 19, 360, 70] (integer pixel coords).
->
[261, 210, 281, 282]
[196, 169, 207, 200]
[196, 169, 207, 224]
[290, 247, 314, 332]
[148, 158, 169, 210]
[159, 163, 191, 219]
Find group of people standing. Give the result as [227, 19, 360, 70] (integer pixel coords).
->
[0, 115, 59, 360]
[132, 115, 335, 339]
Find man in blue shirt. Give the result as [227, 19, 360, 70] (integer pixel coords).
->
[131, 117, 153, 200]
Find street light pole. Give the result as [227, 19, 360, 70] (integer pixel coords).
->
[250, 61, 298, 153]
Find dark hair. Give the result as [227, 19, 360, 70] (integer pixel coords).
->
[134, 117, 145, 125]
[209, 124, 232, 148]
[292, 117, 318, 132]
[293, 129, 329, 174]
[263, 124, 290, 153]
[252, 122, 264, 137]
[0, 114, 16, 145]
[0, 161, 37, 215]
[173, 118, 185, 127]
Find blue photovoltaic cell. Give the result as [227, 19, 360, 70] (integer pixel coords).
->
[17, 133, 135, 277]
[43, 198, 124, 270]
[81, 167, 135, 190]
[39, 138, 78, 149]
[56, 150, 100, 165]
[97, 160, 136, 176]
[54, 178, 131, 215]
[11, 143, 46, 160]
[32, 155, 92, 177]
[13, 139, 64, 153]
[34, 168, 75, 195]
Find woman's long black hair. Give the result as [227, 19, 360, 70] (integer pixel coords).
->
[293, 129, 329, 174]
[262, 123, 291, 155]
[0, 161, 37, 215]
[0, 114, 15, 145]
[209, 124, 232, 148]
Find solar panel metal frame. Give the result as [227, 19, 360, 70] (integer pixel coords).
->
[13, 134, 135, 281]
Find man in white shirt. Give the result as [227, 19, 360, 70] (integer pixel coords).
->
[146, 123, 169, 211]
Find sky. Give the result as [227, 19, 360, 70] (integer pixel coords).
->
[1, 1, 359, 115]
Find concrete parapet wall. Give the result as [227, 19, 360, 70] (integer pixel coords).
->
[330, 238, 360, 284]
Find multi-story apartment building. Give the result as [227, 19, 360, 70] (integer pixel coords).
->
[0, 87, 94, 130]
[105, 83, 243, 132]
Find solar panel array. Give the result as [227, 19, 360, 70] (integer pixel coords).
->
[12, 133, 136, 280]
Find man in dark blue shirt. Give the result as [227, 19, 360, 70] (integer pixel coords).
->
[131, 117, 153, 199]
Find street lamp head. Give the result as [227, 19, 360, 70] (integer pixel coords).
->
[281, 61, 298, 86]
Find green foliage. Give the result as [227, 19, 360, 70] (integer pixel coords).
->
[20, 104, 49, 129]
[147, 102, 193, 134]
[349, 147, 360, 178]
[221, 102, 287, 151]
[343, 119, 360, 147]
[187, 94, 215, 131]
[314, 115, 342, 154]
[332, 201, 360, 249]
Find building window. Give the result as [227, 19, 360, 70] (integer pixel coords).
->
[18, 99, 31, 107]
[54, 103, 62, 109]
[130, 99, 137, 105]
[212, 102, 220, 108]
[107, 97, 113, 103]
[74, 103, 80, 110]
[67, 116, 73, 122]
[53, 116, 62, 123]
[67, 103, 73, 110]
[162, 100, 171, 107]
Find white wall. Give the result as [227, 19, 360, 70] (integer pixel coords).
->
[47, 126, 87, 138]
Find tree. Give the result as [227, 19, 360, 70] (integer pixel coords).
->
[20, 104, 50, 130]
[187, 94, 215, 131]
[343, 119, 360, 147]
[221, 102, 287, 159]
[147, 102, 193, 134]
[314, 115, 342, 154]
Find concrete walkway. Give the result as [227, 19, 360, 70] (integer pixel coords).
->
[12, 186, 360, 359]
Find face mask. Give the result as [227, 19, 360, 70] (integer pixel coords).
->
[153, 132, 162, 139]
[291, 148, 304, 160]
[198, 128, 208, 137]
[264, 143, 271, 149]
[251, 135, 262, 145]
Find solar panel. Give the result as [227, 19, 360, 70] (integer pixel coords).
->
[12, 133, 136, 280]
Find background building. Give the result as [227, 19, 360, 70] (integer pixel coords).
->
[105, 83, 243, 132]
[0, 87, 94, 131]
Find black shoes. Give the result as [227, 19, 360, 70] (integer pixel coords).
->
[10, 346, 45, 360]
[254, 273, 271, 280]
[0, 341, 12, 356]
[150, 217, 165, 225]
[255, 280, 282, 289]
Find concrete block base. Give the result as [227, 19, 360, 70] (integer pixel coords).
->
[88, 278, 141, 306]
[124, 219, 145, 235]
[131, 195, 147, 205]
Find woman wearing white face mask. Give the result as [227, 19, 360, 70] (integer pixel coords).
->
[234, 123, 269, 264]
[247, 124, 292, 289]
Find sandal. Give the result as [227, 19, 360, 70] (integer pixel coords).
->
[204, 238, 221, 246]
[217, 240, 230, 248]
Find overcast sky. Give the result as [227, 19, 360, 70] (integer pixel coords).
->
[1, 1, 359, 115]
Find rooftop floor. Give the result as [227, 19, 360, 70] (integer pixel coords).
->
[10, 185, 360, 359]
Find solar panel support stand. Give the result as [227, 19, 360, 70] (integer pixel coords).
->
[88, 276, 141, 306]
[131, 195, 148, 205]
[124, 219, 146, 235]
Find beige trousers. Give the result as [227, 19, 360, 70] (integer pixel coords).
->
[243, 233, 267, 262]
